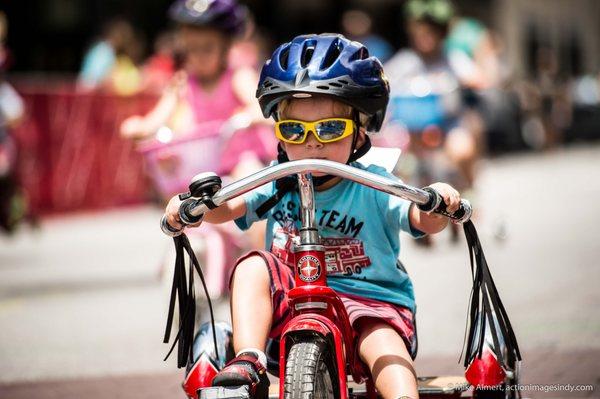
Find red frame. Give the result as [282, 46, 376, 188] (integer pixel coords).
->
[274, 244, 504, 399]
[277, 244, 376, 399]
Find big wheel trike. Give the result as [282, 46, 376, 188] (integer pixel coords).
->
[161, 159, 521, 399]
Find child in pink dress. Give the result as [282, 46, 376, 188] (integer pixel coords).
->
[120, 0, 276, 176]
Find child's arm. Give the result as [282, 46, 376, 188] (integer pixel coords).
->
[165, 194, 247, 230]
[408, 182, 462, 235]
[120, 72, 186, 139]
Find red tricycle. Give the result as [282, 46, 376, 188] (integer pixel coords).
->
[161, 159, 521, 399]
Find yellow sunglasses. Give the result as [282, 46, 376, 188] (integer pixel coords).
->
[275, 118, 355, 144]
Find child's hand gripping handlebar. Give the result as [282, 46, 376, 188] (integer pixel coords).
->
[160, 172, 223, 237]
[416, 186, 472, 223]
[160, 159, 472, 236]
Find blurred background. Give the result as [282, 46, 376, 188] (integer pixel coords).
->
[0, 0, 599, 398]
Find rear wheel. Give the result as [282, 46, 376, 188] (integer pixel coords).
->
[284, 339, 337, 399]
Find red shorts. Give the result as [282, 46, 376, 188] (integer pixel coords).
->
[230, 250, 418, 359]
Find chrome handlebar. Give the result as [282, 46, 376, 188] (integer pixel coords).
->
[160, 159, 472, 237]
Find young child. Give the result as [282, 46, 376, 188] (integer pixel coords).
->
[385, 0, 479, 191]
[166, 34, 462, 399]
[120, 0, 275, 176]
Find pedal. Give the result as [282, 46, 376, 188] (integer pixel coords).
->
[198, 385, 251, 399]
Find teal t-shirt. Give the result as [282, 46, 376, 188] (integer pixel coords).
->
[79, 41, 116, 87]
[445, 18, 486, 58]
[234, 162, 424, 313]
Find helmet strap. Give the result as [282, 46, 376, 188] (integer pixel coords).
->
[347, 135, 371, 163]
[347, 111, 371, 163]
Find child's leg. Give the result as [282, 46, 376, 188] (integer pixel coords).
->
[230, 254, 273, 353]
[356, 318, 419, 399]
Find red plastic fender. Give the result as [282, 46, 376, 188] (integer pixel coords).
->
[283, 317, 331, 337]
[279, 315, 349, 399]
[183, 353, 219, 399]
[465, 348, 507, 388]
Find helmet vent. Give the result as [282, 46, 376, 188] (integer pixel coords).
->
[316, 85, 329, 90]
[279, 45, 290, 70]
[301, 40, 317, 68]
[329, 82, 342, 88]
[338, 79, 349, 85]
[320, 38, 343, 70]
[263, 81, 273, 87]
[350, 47, 369, 61]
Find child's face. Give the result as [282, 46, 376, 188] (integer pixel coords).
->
[179, 26, 228, 82]
[408, 20, 444, 56]
[280, 97, 357, 173]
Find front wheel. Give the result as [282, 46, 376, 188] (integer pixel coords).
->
[284, 338, 338, 399]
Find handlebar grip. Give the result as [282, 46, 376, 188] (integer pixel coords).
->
[434, 198, 472, 223]
[179, 198, 204, 225]
[418, 187, 472, 224]
[160, 198, 207, 237]
[160, 215, 184, 237]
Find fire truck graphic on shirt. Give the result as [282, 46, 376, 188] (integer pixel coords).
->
[321, 237, 371, 275]
[270, 223, 372, 276]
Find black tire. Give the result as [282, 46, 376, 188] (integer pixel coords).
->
[284, 339, 337, 399]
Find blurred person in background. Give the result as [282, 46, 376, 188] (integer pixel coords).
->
[78, 17, 144, 96]
[384, 0, 477, 244]
[444, 11, 525, 159]
[141, 30, 176, 94]
[120, 0, 275, 177]
[341, 9, 393, 64]
[531, 46, 571, 147]
[513, 46, 573, 151]
[445, 14, 502, 91]
[120, 0, 276, 297]
[0, 10, 28, 233]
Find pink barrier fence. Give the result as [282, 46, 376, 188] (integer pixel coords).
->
[12, 83, 158, 215]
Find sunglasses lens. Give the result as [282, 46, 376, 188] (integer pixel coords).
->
[278, 122, 306, 142]
[316, 120, 347, 141]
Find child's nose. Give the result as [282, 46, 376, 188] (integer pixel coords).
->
[304, 130, 323, 149]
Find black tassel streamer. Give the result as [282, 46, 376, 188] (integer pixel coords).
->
[163, 234, 219, 368]
[461, 220, 521, 369]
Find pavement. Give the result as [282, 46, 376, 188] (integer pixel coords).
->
[0, 144, 599, 398]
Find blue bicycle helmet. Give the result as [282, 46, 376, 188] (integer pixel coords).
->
[169, 0, 247, 36]
[256, 33, 390, 132]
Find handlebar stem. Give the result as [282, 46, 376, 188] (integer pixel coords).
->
[297, 172, 319, 245]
